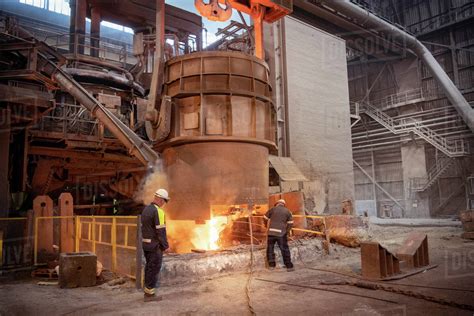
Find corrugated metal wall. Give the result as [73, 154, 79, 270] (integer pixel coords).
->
[349, 0, 474, 217]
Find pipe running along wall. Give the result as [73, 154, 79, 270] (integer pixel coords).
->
[323, 0, 474, 133]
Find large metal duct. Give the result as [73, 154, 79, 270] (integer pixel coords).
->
[63, 68, 146, 97]
[321, 0, 474, 132]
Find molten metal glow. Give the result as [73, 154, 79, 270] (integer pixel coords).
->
[192, 216, 228, 250]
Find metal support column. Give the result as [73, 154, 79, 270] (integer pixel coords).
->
[90, 6, 101, 58]
[0, 109, 10, 216]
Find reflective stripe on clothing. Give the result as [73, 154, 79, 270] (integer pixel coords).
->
[144, 286, 155, 295]
[143, 238, 152, 243]
[154, 204, 166, 227]
[155, 225, 166, 229]
[265, 205, 293, 237]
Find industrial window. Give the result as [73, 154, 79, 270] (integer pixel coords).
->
[101, 21, 133, 34]
[20, 0, 71, 15]
[19, 0, 133, 34]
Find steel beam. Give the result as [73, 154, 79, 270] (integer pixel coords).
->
[323, 0, 474, 133]
[28, 146, 139, 164]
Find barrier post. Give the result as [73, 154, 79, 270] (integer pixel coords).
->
[75, 216, 80, 252]
[33, 217, 38, 265]
[111, 217, 117, 272]
[92, 217, 96, 254]
[25, 210, 34, 264]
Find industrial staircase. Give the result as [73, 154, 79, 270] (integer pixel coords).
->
[410, 156, 455, 192]
[359, 102, 469, 158]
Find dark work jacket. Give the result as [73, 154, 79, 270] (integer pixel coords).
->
[264, 205, 294, 236]
[141, 203, 169, 252]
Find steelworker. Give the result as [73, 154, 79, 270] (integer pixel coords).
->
[141, 188, 170, 302]
[264, 199, 295, 271]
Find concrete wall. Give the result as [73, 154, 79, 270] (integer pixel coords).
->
[401, 144, 430, 218]
[283, 17, 355, 213]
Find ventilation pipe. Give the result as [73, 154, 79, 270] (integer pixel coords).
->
[322, 0, 474, 132]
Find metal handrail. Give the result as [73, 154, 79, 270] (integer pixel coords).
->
[44, 33, 135, 66]
[406, 3, 474, 35]
[33, 215, 138, 279]
[360, 101, 469, 157]
[410, 156, 455, 192]
[361, 88, 424, 110]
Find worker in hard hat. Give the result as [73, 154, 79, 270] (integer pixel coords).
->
[264, 199, 295, 271]
[141, 188, 170, 302]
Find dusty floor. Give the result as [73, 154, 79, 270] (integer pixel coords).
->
[0, 225, 473, 315]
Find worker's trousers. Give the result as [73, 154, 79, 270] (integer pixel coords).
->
[266, 234, 293, 268]
[143, 247, 163, 294]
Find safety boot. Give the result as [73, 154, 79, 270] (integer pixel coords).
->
[144, 293, 163, 302]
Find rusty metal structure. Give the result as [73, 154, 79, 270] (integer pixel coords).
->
[0, 0, 291, 233]
[160, 51, 276, 220]
[289, 0, 473, 218]
[0, 1, 205, 211]
[361, 241, 401, 280]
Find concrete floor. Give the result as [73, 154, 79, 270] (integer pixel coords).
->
[0, 225, 473, 315]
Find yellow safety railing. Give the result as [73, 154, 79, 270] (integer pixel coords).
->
[30, 213, 326, 280]
[0, 217, 28, 220]
[33, 215, 139, 279]
[247, 214, 328, 237]
[292, 214, 327, 236]
[75, 216, 138, 277]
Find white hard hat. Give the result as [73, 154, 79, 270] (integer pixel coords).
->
[276, 199, 286, 206]
[154, 189, 170, 201]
